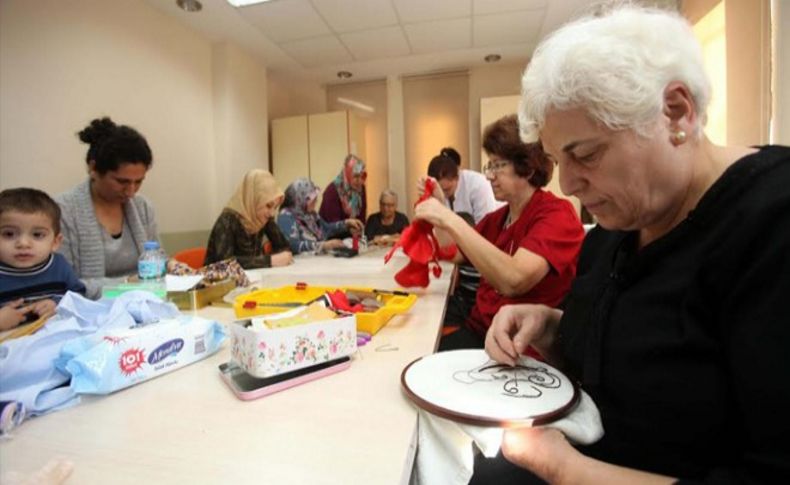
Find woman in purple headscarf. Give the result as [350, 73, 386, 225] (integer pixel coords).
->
[319, 154, 368, 223]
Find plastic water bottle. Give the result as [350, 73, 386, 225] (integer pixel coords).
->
[138, 241, 167, 297]
[156, 245, 168, 278]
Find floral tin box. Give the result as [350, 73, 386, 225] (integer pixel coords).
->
[229, 309, 357, 378]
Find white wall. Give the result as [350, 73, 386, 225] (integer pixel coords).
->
[771, 0, 790, 144]
[683, 0, 772, 145]
[403, 72, 470, 213]
[267, 71, 326, 122]
[212, 42, 270, 210]
[0, 0, 270, 236]
[725, 0, 771, 144]
[326, 80, 388, 216]
[468, 63, 527, 170]
[386, 76, 408, 214]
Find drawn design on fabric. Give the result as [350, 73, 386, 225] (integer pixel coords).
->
[453, 361, 562, 398]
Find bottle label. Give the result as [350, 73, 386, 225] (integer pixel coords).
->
[139, 260, 160, 280]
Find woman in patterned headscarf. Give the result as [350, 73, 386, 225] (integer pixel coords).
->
[319, 154, 368, 223]
[204, 169, 293, 269]
[277, 177, 363, 255]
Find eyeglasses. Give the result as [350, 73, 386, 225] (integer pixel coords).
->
[483, 159, 510, 174]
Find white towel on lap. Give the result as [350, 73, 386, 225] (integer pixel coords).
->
[411, 390, 604, 485]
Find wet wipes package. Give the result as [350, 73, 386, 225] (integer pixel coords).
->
[61, 316, 225, 395]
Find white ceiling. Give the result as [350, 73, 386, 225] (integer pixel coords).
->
[142, 0, 669, 85]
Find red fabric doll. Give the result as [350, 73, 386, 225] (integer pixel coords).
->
[384, 179, 457, 288]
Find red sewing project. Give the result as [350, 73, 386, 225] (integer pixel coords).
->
[326, 290, 364, 313]
[384, 179, 457, 288]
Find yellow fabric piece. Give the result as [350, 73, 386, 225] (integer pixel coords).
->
[264, 303, 337, 329]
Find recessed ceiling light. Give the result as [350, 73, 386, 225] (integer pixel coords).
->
[484, 54, 502, 63]
[226, 0, 275, 6]
[337, 71, 353, 79]
[177, 0, 202, 12]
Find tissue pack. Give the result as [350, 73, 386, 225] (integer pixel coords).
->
[64, 316, 225, 394]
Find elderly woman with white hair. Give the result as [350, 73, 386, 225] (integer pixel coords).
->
[481, 5, 790, 485]
[364, 189, 409, 246]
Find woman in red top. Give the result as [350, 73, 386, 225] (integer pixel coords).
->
[415, 115, 584, 351]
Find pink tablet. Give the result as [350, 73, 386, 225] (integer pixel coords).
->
[220, 356, 352, 401]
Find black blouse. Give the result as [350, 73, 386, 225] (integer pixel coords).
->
[364, 211, 409, 240]
[560, 146, 790, 482]
[204, 209, 290, 269]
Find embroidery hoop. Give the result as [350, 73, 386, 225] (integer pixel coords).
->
[401, 349, 580, 427]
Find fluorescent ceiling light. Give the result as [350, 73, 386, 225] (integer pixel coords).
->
[336, 97, 375, 114]
[226, 0, 274, 6]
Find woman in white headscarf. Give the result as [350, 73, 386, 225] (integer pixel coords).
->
[204, 169, 293, 269]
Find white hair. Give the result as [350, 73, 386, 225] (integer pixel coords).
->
[380, 189, 398, 204]
[519, 5, 710, 142]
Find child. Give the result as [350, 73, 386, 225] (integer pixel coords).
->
[0, 188, 85, 330]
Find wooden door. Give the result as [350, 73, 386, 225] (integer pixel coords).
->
[271, 115, 309, 188]
[308, 111, 350, 192]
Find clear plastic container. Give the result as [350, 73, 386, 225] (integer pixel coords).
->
[138, 241, 167, 295]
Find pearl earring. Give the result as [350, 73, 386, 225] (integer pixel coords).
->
[671, 130, 687, 145]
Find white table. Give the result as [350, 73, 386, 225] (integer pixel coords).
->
[0, 250, 454, 484]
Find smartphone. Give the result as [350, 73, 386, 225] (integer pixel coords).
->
[219, 356, 352, 400]
[332, 247, 358, 258]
